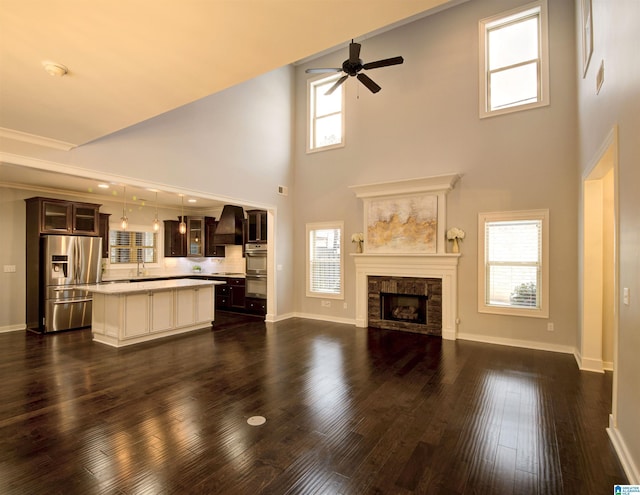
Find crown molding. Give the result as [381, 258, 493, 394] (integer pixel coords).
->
[0, 127, 77, 151]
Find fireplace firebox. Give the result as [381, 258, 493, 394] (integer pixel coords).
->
[368, 276, 442, 336]
[380, 292, 428, 324]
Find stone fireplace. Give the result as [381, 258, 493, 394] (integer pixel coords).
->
[350, 174, 461, 340]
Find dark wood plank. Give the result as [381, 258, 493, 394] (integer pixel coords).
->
[0, 317, 628, 494]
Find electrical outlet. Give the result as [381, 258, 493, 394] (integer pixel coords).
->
[547, 322, 554, 332]
[343, 302, 348, 309]
[623, 288, 630, 306]
[3, 265, 16, 273]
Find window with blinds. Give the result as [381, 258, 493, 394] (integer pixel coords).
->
[478, 210, 549, 318]
[306, 222, 343, 299]
[109, 230, 157, 264]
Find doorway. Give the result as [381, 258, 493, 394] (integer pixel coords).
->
[581, 128, 618, 376]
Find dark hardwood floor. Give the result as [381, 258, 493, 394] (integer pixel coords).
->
[0, 313, 627, 494]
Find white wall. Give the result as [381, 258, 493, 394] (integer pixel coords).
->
[576, 0, 640, 482]
[294, 0, 579, 350]
[0, 188, 27, 331]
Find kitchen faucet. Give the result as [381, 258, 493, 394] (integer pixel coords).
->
[136, 259, 145, 276]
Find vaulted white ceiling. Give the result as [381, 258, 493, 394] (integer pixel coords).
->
[0, 0, 460, 149]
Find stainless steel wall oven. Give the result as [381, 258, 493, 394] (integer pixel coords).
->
[245, 243, 266, 298]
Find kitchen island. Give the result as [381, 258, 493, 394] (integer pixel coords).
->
[87, 279, 224, 347]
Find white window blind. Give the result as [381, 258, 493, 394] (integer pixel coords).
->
[308, 75, 344, 152]
[478, 210, 549, 318]
[307, 223, 343, 298]
[109, 230, 157, 264]
[485, 220, 541, 308]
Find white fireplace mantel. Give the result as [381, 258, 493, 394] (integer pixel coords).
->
[350, 174, 462, 339]
[352, 253, 460, 340]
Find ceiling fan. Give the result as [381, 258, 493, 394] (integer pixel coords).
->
[306, 40, 404, 95]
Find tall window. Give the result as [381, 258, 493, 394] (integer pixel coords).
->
[479, 0, 549, 118]
[478, 210, 549, 318]
[306, 222, 343, 299]
[307, 74, 345, 152]
[110, 230, 157, 264]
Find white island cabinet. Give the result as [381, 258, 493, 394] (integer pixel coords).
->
[88, 279, 224, 347]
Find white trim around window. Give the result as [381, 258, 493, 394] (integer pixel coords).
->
[306, 221, 344, 299]
[478, 209, 549, 318]
[478, 0, 549, 118]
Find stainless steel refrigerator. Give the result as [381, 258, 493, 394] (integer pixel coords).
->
[40, 235, 102, 332]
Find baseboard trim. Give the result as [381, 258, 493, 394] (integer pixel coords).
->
[287, 312, 356, 326]
[265, 312, 296, 323]
[573, 348, 606, 373]
[603, 360, 614, 371]
[457, 332, 575, 355]
[608, 414, 640, 484]
[0, 323, 26, 333]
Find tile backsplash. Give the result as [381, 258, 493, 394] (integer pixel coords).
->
[103, 244, 246, 280]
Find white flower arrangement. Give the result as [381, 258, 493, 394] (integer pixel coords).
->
[351, 232, 364, 243]
[446, 227, 465, 241]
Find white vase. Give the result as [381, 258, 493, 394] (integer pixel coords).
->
[452, 238, 460, 253]
[356, 241, 363, 253]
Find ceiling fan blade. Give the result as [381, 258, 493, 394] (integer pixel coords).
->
[362, 56, 404, 70]
[357, 73, 381, 93]
[349, 41, 361, 64]
[305, 68, 342, 74]
[325, 75, 349, 95]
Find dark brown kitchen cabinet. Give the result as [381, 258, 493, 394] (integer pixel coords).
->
[99, 213, 111, 258]
[26, 197, 101, 236]
[245, 297, 266, 316]
[204, 217, 225, 257]
[185, 216, 204, 257]
[246, 209, 267, 243]
[215, 278, 245, 311]
[163, 220, 186, 257]
[228, 278, 246, 309]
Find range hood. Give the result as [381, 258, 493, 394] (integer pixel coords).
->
[213, 205, 245, 245]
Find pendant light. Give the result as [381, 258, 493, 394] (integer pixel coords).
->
[152, 192, 160, 231]
[120, 186, 128, 230]
[179, 195, 187, 234]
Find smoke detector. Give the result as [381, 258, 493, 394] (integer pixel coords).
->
[42, 62, 68, 77]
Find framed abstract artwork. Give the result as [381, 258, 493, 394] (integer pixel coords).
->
[365, 193, 438, 254]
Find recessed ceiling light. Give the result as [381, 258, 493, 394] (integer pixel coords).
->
[188, 199, 197, 203]
[42, 61, 68, 77]
[98, 184, 109, 189]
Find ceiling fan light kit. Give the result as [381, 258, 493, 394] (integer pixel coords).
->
[306, 40, 403, 95]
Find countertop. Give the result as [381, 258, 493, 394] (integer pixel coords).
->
[85, 278, 225, 295]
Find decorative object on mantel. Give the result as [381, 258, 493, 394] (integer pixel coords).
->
[447, 227, 465, 253]
[349, 174, 461, 255]
[351, 232, 364, 253]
